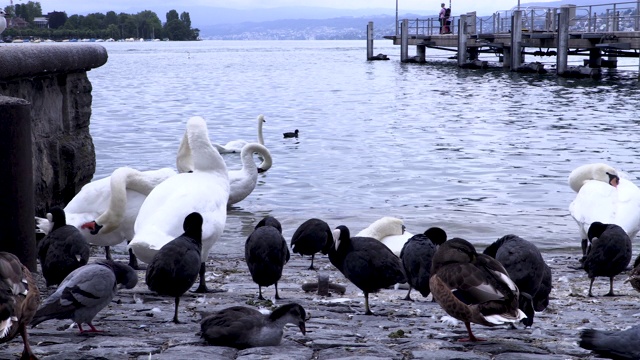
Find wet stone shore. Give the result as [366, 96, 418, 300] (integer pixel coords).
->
[1, 249, 638, 360]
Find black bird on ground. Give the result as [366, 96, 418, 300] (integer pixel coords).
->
[37, 207, 91, 287]
[290, 218, 333, 270]
[483, 234, 552, 327]
[328, 225, 406, 315]
[430, 238, 526, 342]
[0, 252, 40, 360]
[582, 222, 632, 297]
[245, 216, 290, 300]
[146, 212, 203, 323]
[283, 129, 299, 138]
[200, 303, 307, 349]
[31, 260, 137, 333]
[399, 227, 447, 301]
[579, 325, 640, 359]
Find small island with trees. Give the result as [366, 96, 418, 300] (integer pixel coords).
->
[1, 1, 199, 42]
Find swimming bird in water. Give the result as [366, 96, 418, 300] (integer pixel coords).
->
[329, 225, 406, 315]
[283, 129, 299, 138]
[200, 303, 307, 349]
[430, 238, 526, 342]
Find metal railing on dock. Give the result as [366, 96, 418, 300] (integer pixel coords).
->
[372, 1, 640, 79]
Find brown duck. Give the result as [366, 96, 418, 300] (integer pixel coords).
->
[0, 252, 40, 359]
[429, 238, 526, 342]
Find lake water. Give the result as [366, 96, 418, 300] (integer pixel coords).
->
[87, 40, 640, 256]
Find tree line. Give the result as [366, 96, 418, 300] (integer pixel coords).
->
[2, 1, 199, 41]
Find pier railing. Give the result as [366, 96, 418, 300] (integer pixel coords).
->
[396, 0, 640, 36]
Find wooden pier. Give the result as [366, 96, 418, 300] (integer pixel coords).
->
[368, 1, 640, 78]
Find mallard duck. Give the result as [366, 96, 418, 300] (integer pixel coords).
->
[625, 254, 640, 293]
[200, 303, 306, 349]
[429, 238, 526, 342]
[146, 212, 203, 323]
[329, 225, 406, 315]
[290, 218, 333, 270]
[483, 234, 552, 327]
[579, 325, 640, 359]
[37, 207, 90, 287]
[0, 252, 40, 360]
[31, 260, 137, 333]
[399, 227, 447, 301]
[245, 216, 290, 300]
[583, 222, 632, 297]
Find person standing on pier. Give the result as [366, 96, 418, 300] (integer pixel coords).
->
[439, 3, 447, 34]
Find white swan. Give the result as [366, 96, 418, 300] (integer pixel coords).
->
[0, 11, 7, 36]
[35, 167, 177, 268]
[228, 143, 272, 206]
[178, 138, 272, 206]
[212, 114, 265, 154]
[356, 217, 413, 257]
[129, 116, 229, 293]
[568, 163, 640, 255]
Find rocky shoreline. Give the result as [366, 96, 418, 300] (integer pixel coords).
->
[1, 247, 638, 359]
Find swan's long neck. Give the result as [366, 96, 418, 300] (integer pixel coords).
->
[241, 143, 272, 172]
[176, 131, 194, 173]
[94, 167, 135, 234]
[187, 116, 228, 176]
[257, 115, 265, 145]
[568, 163, 617, 193]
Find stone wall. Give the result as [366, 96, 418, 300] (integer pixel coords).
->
[0, 44, 108, 216]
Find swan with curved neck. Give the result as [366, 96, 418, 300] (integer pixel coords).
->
[35, 166, 177, 268]
[356, 217, 413, 257]
[212, 114, 265, 154]
[568, 163, 640, 255]
[129, 116, 229, 293]
[228, 143, 272, 206]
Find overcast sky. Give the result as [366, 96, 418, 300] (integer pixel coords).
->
[40, 0, 554, 16]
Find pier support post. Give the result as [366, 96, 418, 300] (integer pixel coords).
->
[401, 19, 409, 63]
[0, 96, 36, 272]
[367, 22, 374, 60]
[416, 45, 426, 63]
[608, 12, 618, 67]
[557, 6, 570, 76]
[457, 14, 468, 67]
[588, 48, 602, 68]
[510, 10, 523, 71]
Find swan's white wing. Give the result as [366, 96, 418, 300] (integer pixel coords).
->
[614, 178, 640, 240]
[569, 180, 617, 239]
[381, 232, 413, 257]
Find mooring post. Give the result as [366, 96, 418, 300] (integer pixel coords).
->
[367, 22, 374, 60]
[457, 14, 468, 67]
[401, 19, 409, 62]
[0, 96, 37, 271]
[511, 10, 523, 71]
[557, 6, 570, 76]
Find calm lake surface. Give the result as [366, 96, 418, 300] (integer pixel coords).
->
[87, 40, 640, 256]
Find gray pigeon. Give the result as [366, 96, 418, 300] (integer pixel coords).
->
[31, 260, 137, 333]
[37, 207, 91, 287]
[579, 325, 640, 359]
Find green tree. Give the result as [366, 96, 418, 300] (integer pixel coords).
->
[164, 19, 190, 40]
[180, 12, 191, 28]
[105, 11, 118, 26]
[15, 1, 42, 22]
[47, 11, 68, 29]
[166, 10, 179, 23]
